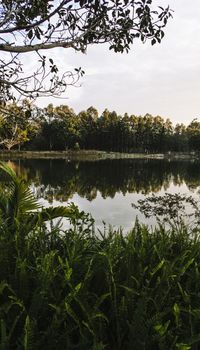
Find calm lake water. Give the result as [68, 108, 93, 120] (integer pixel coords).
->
[4, 158, 200, 231]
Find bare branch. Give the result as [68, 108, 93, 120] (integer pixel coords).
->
[0, 40, 76, 53]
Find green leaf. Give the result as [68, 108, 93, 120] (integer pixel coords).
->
[28, 29, 33, 39]
[154, 320, 170, 336]
[176, 343, 191, 350]
[151, 259, 165, 276]
[173, 303, 180, 326]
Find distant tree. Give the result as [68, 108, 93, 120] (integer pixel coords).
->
[187, 119, 200, 151]
[162, 118, 173, 152]
[173, 123, 188, 151]
[0, 100, 36, 150]
[151, 115, 166, 152]
[86, 106, 99, 121]
[41, 104, 79, 150]
[54, 105, 79, 149]
[78, 107, 98, 149]
[0, 0, 172, 102]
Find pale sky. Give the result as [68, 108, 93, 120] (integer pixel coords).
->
[37, 1, 200, 125]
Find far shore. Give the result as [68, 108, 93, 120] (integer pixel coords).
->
[0, 150, 199, 161]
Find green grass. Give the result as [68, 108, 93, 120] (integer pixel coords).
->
[0, 149, 163, 161]
[1, 163, 200, 349]
[0, 150, 197, 161]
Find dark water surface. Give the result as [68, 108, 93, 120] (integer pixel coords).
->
[5, 158, 200, 231]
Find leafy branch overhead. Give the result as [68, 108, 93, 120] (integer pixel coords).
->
[0, 0, 172, 101]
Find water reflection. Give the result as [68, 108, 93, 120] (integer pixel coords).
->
[3, 158, 200, 230]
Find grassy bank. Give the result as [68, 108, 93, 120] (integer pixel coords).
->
[1, 163, 200, 349]
[0, 150, 198, 161]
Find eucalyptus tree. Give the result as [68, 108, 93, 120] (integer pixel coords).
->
[163, 118, 173, 147]
[106, 110, 119, 151]
[150, 115, 166, 152]
[78, 107, 98, 149]
[187, 119, 200, 151]
[54, 104, 80, 149]
[0, 0, 172, 102]
[173, 123, 188, 151]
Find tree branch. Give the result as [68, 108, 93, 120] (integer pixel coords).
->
[0, 40, 78, 53]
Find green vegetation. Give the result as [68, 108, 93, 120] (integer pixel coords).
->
[0, 103, 200, 153]
[1, 163, 200, 349]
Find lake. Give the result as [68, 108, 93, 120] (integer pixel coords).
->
[4, 158, 200, 231]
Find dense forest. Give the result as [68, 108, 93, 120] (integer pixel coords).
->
[0, 101, 200, 153]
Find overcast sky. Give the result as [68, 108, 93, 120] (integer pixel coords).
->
[37, 1, 200, 126]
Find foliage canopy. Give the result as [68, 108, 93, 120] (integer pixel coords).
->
[0, 0, 172, 101]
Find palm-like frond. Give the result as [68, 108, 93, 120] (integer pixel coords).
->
[0, 162, 74, 229]
[9, 177, 40, 215]
[0, 188, 8, 217]
[38, 206, 72, 221]
[0, 161, 17, 181]
[27, 206, 73, 229]
[0, 162, 40, 222]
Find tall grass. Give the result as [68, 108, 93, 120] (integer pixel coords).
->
[1, 164, 200, 349]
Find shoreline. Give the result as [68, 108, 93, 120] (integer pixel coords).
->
[0, 150, 198, 161]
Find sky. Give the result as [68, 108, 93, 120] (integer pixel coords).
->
[37, 0, 200, 126]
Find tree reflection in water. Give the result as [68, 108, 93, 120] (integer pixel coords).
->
[1, 158, 200, 230]
[4, 158, 200, 203]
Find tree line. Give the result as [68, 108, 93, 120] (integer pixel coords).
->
[0, 101, 200, 153]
